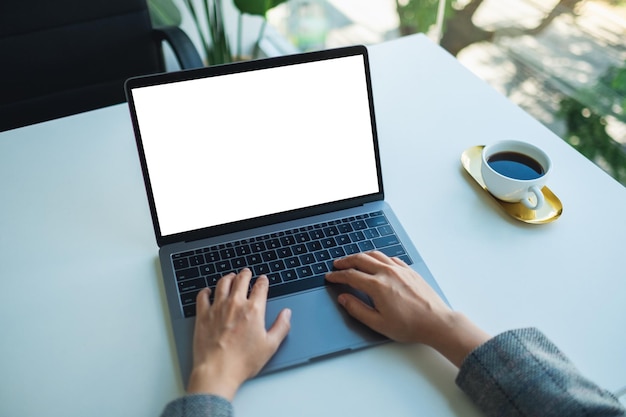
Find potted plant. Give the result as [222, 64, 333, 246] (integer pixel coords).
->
[233, 0, 288, 60]
[148, 0, 287, 66]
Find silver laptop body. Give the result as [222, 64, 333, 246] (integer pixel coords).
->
[125, 45, 447, 383]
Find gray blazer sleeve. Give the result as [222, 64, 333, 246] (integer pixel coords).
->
[456, 328, 625, 417]
[160, 394, 233, 417]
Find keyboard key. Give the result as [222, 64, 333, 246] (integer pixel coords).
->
[267, 273, 282, 285]
[280, 235, 296, 246]
[373, 235, 400, 248]
[329, 247, 346, 258]
[246, 254, 262, 265]
[270, 260, 286, 272]
[176, 267, 200, 281]
[344, 243, 360, 255]
[262, 250, 278, 262]
[236, 244, 251, 256]
[336, 234, 351, 245]
[312, 262, 329, 274]
[365, 216, 389, 227]
[285, 257, 301, 268]
[206, 274, 221, 286]
[321, 237, 337, 248]
[199, 264, 216, 275]
[358, 240, 375, 252]
[183, 304, 197, 318]
[281, 270, 298, 281]
[399, 255, 413, 265]
[377, 225, 394, 236]
[299, 253, 316, 265]
[296, 266, 313, 278]
[326, 260, 336, 271]
[205, 251, 220, 263]
[352, 220, 367, 230]
[267, 238, 281, 249]
[251, 242, 266, 252]
[180, 289, 201, 305]
[219, 248, 236, 259]
[294, 232, 310, 243]
[379, 244, 407, 258]
[292, 244, 307, 255]
[173, 258, 189, 270]
[349, 231, 365, 242]
[232, 257, 247, 269]
[254, 263, 271, 276]
[323, 226, 339, 237]
[277, 247, 293, 258]
[363, 228, 380, 239]
[338, 223, 353, 233]
[178, 277, 207, 293]
[174, 251, 194, 258]
[309, 229, 324, 240]
[314, 250, 331, 262]
[306, 241, 322, 252]
[216, 260, 232, 272]
[190, 255, 206, 266]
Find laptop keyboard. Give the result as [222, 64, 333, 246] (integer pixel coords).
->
[172, 211, 412, 317]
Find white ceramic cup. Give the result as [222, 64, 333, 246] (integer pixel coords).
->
[481, 140, 551, 210]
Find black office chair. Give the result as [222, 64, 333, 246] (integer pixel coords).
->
[0, 0, 203, 132]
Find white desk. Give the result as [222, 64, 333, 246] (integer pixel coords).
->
[1, 34, 625, 417]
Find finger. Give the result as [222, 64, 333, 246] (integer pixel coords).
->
[326, 266, 376, 294]
[231, 268, 253, 298]
[337, 293, 384, 333]
[214, 272, 236, 301]
[367, 250, 398, 265]
[249, 275, 269, 304]
[266, 308, 292, 350]
[333, 252, 385, 275]
[390, 256, 406, 266]
[195, 287, 212, 316]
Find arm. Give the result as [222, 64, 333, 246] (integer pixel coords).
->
[161, 269, 292, 417]
[160, 394, 233, 417]
[457, 328, 626, 417]
[326, 251, 626, 417]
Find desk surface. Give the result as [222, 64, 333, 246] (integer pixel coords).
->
[1, 34, 625, 417]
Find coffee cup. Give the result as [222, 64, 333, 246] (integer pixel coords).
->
[481, 140, 551, 210]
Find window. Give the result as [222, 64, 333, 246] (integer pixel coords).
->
[266, 0, 626, 185]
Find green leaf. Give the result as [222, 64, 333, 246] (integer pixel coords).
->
[233, 0, 287, 17]
[147, 0, 182, 27]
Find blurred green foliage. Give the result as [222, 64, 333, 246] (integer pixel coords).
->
[559, 62, 626, 185]
[395, 0, 626, 186]
[395, 0, 454, 35]
[147, 0, 182, 27]
[147, 0, 287, 65]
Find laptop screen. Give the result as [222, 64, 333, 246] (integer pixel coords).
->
[128, 49, 382, 241]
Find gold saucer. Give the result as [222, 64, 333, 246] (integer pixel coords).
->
[461, 145, 563, 224]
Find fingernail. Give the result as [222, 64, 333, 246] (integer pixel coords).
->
[337, 294, 346, 306]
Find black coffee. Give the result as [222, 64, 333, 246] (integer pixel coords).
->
[487, 151, 544, 180]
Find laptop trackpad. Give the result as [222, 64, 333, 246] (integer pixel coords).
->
[261, 284, 388, 374]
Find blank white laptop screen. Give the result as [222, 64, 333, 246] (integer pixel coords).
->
[131, 55, 380, 237]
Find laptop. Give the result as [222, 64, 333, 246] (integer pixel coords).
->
[125, 45, 447, 383]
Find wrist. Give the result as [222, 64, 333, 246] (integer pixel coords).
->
[187, 363, 243, 401]
[429, 311, 490, 368]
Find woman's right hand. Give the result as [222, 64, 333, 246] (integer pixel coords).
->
[325, 251, 490, 367]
